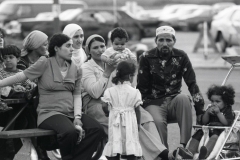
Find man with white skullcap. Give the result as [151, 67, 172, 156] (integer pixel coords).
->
[137, 26, 205, 151]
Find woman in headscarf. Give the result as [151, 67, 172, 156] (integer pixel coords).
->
[17, 30, 48, 70]
[15, 30, 49, 159]
[63, 24, 87, 70]
[81, 34, 174, 160]
[0, 33, 105, 160]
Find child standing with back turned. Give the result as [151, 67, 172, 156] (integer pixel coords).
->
[178, 84, 235, 159]
[101, 60, 142, 160]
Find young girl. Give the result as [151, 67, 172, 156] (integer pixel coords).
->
[101, 27, 136, 66]
[101, 60, 142, 160]
[178, 84, 235, 159]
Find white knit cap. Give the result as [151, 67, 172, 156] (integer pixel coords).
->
[156, 26, 175, 37]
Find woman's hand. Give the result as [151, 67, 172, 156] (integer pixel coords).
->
[13, 85, 26, 92]
[103, 63, 117, 78]
[26, 82, 37, 91]
[75, 124, 85, 144]
[73, 118, 83, 127]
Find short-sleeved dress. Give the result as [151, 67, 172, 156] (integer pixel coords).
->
[101, 81, 142, 157]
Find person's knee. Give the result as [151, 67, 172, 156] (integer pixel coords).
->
[174, 94, 192, 108]
[175, 94, 190, 102]
[59, 128, 78, 141]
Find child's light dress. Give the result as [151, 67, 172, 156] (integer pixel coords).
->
[101, 81, 142, 157]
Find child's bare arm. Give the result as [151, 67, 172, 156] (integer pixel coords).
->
[135, 105, 141, 130]
[202, 106, 213, 125]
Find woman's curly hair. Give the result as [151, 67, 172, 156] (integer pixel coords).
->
[207, 85, 235, 106]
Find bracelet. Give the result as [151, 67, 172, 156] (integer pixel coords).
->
[75, 115, 82, 119]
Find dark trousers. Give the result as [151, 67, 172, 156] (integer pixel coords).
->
[39, 114, 105, 160]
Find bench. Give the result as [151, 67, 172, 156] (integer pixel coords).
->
[0, 98, 104, 160]
[0, 128, 56, 160]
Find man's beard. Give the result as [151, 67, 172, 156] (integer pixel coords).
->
[160, 47, 171, 57]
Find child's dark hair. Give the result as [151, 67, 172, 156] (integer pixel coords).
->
[0, 44, 21, 58]
[112, 60, 136, 85]
[110, 27, 129, 43]
[207, 85, 235, 106]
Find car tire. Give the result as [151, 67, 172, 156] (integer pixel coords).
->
[217, 33, 227, 53]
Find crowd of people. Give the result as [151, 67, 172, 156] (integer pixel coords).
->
[0, 24, 236, 160]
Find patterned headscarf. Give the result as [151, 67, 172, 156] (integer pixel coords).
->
[85, 34, 105, 56]
[21, 30, 48, 57]
[62, 23, 83, 38]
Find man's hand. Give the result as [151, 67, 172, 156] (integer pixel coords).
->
[196, 114, 202, 125]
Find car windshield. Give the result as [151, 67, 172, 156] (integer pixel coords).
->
[177, 7, 197, 16]
[162, 6, 179, 15]
[213, 7, 237, 20]
[60, 9, 82, 21]
[94, 11, 115, 22]
[0, 3, 17, 15]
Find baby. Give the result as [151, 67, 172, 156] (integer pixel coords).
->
[101, 27, 136, 65]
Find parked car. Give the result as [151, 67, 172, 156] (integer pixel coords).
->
[177, 5, 213, 31]
[210, 6, 240, 53]
[0, 0, 87, 27]
[158, 4, 200, 30]
[212, 2, 236, 15]
[18, 8, 144, 44]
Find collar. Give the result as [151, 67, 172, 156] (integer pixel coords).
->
[122, 81, 131, 86]
[50, 57, 76, 83]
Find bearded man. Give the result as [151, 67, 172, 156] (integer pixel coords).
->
[137, 26, 205, 148]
